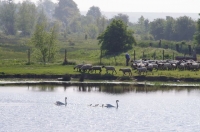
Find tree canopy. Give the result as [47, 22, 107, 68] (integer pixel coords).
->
[97, 19, 136, 54]
[17, 1, 37, 36]
[0, 0, 16, 35]
[86, 6, 101, 20]
[30, 22, 58, 63]
[113, 13, 129, 25]
[0, 0, 198, 48]
[148, 16, 196, 41]
[194, 13, 200, 45]
[54, 0, 80, 26]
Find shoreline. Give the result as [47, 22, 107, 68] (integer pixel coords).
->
[1, 74, 200, 82]
[0, 79, 200, 87]
[0, 74, 200, 87]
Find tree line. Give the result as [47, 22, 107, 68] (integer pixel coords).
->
[133, 16, 196, 41]
[0, 0, 198, 41]
[0, 0, 200, 63]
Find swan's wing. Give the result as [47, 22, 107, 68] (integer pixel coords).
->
[105, 104, 114, 107]
[55, 101, 65, 105]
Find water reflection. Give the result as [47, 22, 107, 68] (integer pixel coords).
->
[26, 83, 200, 94]
[1, 84, 200, 132]
[29, 84, 56, 91]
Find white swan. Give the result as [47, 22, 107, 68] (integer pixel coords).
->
[55, 97, 67, 106]
[104, 100, 119, 108]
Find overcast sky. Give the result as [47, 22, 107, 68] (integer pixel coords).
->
[73, 0, 200, 13]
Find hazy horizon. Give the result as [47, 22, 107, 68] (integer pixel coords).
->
[14, 0, 200, 14]
[81, 11, 199, 23]
[74, 0, 200, 13]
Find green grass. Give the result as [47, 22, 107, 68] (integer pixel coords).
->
[0, 36, 194, 65]
[0, 64, 73, 75]
[0, 36, 200, 79]
[1, 62, 200, 80]
[0, 64, 129, 76]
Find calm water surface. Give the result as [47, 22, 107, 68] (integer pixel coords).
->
[0, 84, 200, 132]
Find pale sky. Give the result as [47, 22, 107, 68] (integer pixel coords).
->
[73, 0, 200, 13]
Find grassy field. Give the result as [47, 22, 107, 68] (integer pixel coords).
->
[1, 63, 200, 80]
[0, 36, 200, 79]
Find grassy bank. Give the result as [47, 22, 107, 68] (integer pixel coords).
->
[0, 37, 200, 81]
[0, 63, 200, 81]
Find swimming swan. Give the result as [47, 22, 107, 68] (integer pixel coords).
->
[55, 97, 67, 106]
[104, 100, 119, 108]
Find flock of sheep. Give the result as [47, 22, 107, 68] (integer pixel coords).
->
[131, 59, 200, 75]
[73, 59, 200, 76]
[73, 64, 132, 76]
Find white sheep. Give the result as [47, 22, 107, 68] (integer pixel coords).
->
[80, 64, 93, 72]
[136, 67, 147, 75]
[177, 63, 186, 70]
[119, 68, 132, 76]
[145, 63, 153, 72]
[91, 66, 102, 73]
[188, 63, 199, 71]
[151, 63, 158, 71]
[102, 66, 117, 74]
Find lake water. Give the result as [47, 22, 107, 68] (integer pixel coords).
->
[0, 84, 200, 132]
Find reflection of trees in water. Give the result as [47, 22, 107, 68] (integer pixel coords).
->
[28, 84, 73, 91]
[76, 83, 100, 92]
[135, 86, 200, 94]
[28, 84, 57, 91]
[76, 84, 148, 94]
[75, 84, 200, 94]
[101, 84, 135, 94]
[26, 83, 200, 94]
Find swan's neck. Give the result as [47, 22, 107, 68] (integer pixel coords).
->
[116, 102, 118, 108]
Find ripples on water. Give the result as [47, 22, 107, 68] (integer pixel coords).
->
[0, 84, 200, 132]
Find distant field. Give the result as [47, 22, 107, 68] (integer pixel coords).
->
[0, 36, 200, 80]
[0, 38, 187, 66]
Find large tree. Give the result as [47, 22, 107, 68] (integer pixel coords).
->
[134, 16, 150, 37]
[194, 13, 200, 45]
[164, 16, 176, 40]
[149, 16, 196, 41]
[97, 19, 136, 54]
[54, 0, 80, 26]
[86, 6, 101, 20]
[30, 22, 58, 63]
[37, 0, 56, 20]
[17, 1, 37, 36]
[174, 16, 196, 41]
[0, 0, 16, 35]
[149, 18, 165, 40]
